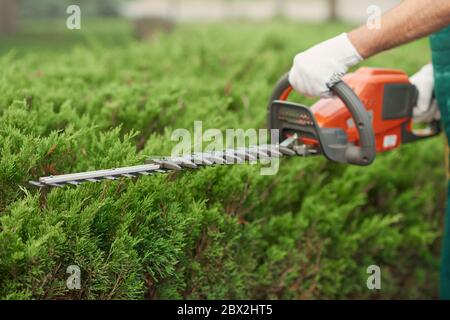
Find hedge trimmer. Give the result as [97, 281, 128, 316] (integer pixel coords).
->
[29, 67, 440, 188]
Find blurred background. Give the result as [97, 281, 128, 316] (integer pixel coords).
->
[0, 0, 402, 54]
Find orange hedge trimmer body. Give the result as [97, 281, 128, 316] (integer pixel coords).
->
[269, 67, 440, 161]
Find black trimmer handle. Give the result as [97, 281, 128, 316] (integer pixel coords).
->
[269, 73, 376, 166]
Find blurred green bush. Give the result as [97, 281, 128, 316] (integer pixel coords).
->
[0, 20, 445, 299]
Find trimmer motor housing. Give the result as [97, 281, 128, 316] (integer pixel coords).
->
[268, 67, 440, 165]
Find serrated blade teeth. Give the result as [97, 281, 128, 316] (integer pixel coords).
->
[248, 147, 269, 159]
[204, 154, 226, 165]
[223, 151, 244, 163]
[159, 156, 198, 169]
[153, 160, 182, 171]
[178, 160, 198, 169]
[235, 149, 257, 161]
[192, 155, 214, 166]
[28, 141, 299, 189]
[49, 183, 63, 188]
[30, 163, 162, 188]
[103, 176, 118, 180]
[29, 181, 45, 188]
[67, 181, 82, 186]
[211, 151, 228, 164]
[278, 145, 296, 156]
[260, 145, 282, 157]
[121, 173, 137, 178]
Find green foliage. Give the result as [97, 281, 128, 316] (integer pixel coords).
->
[0, 20, 445, 299]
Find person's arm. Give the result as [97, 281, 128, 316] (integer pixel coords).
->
[289, 0, 450, 98]
[349, 0, 450, 58]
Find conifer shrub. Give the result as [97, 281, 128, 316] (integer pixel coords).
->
[0, 21, 445, 299]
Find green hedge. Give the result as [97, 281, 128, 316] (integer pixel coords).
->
[0, 20, 446, 299]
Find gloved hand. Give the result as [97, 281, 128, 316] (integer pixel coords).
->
[288, 33, 363, 98]
[410, 64, 440, 123]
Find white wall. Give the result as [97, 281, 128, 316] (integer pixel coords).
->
[121, 0, 401, 23]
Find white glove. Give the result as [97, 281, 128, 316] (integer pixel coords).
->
[410, 64, 440, 123]
[288, 33, 363, 98]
